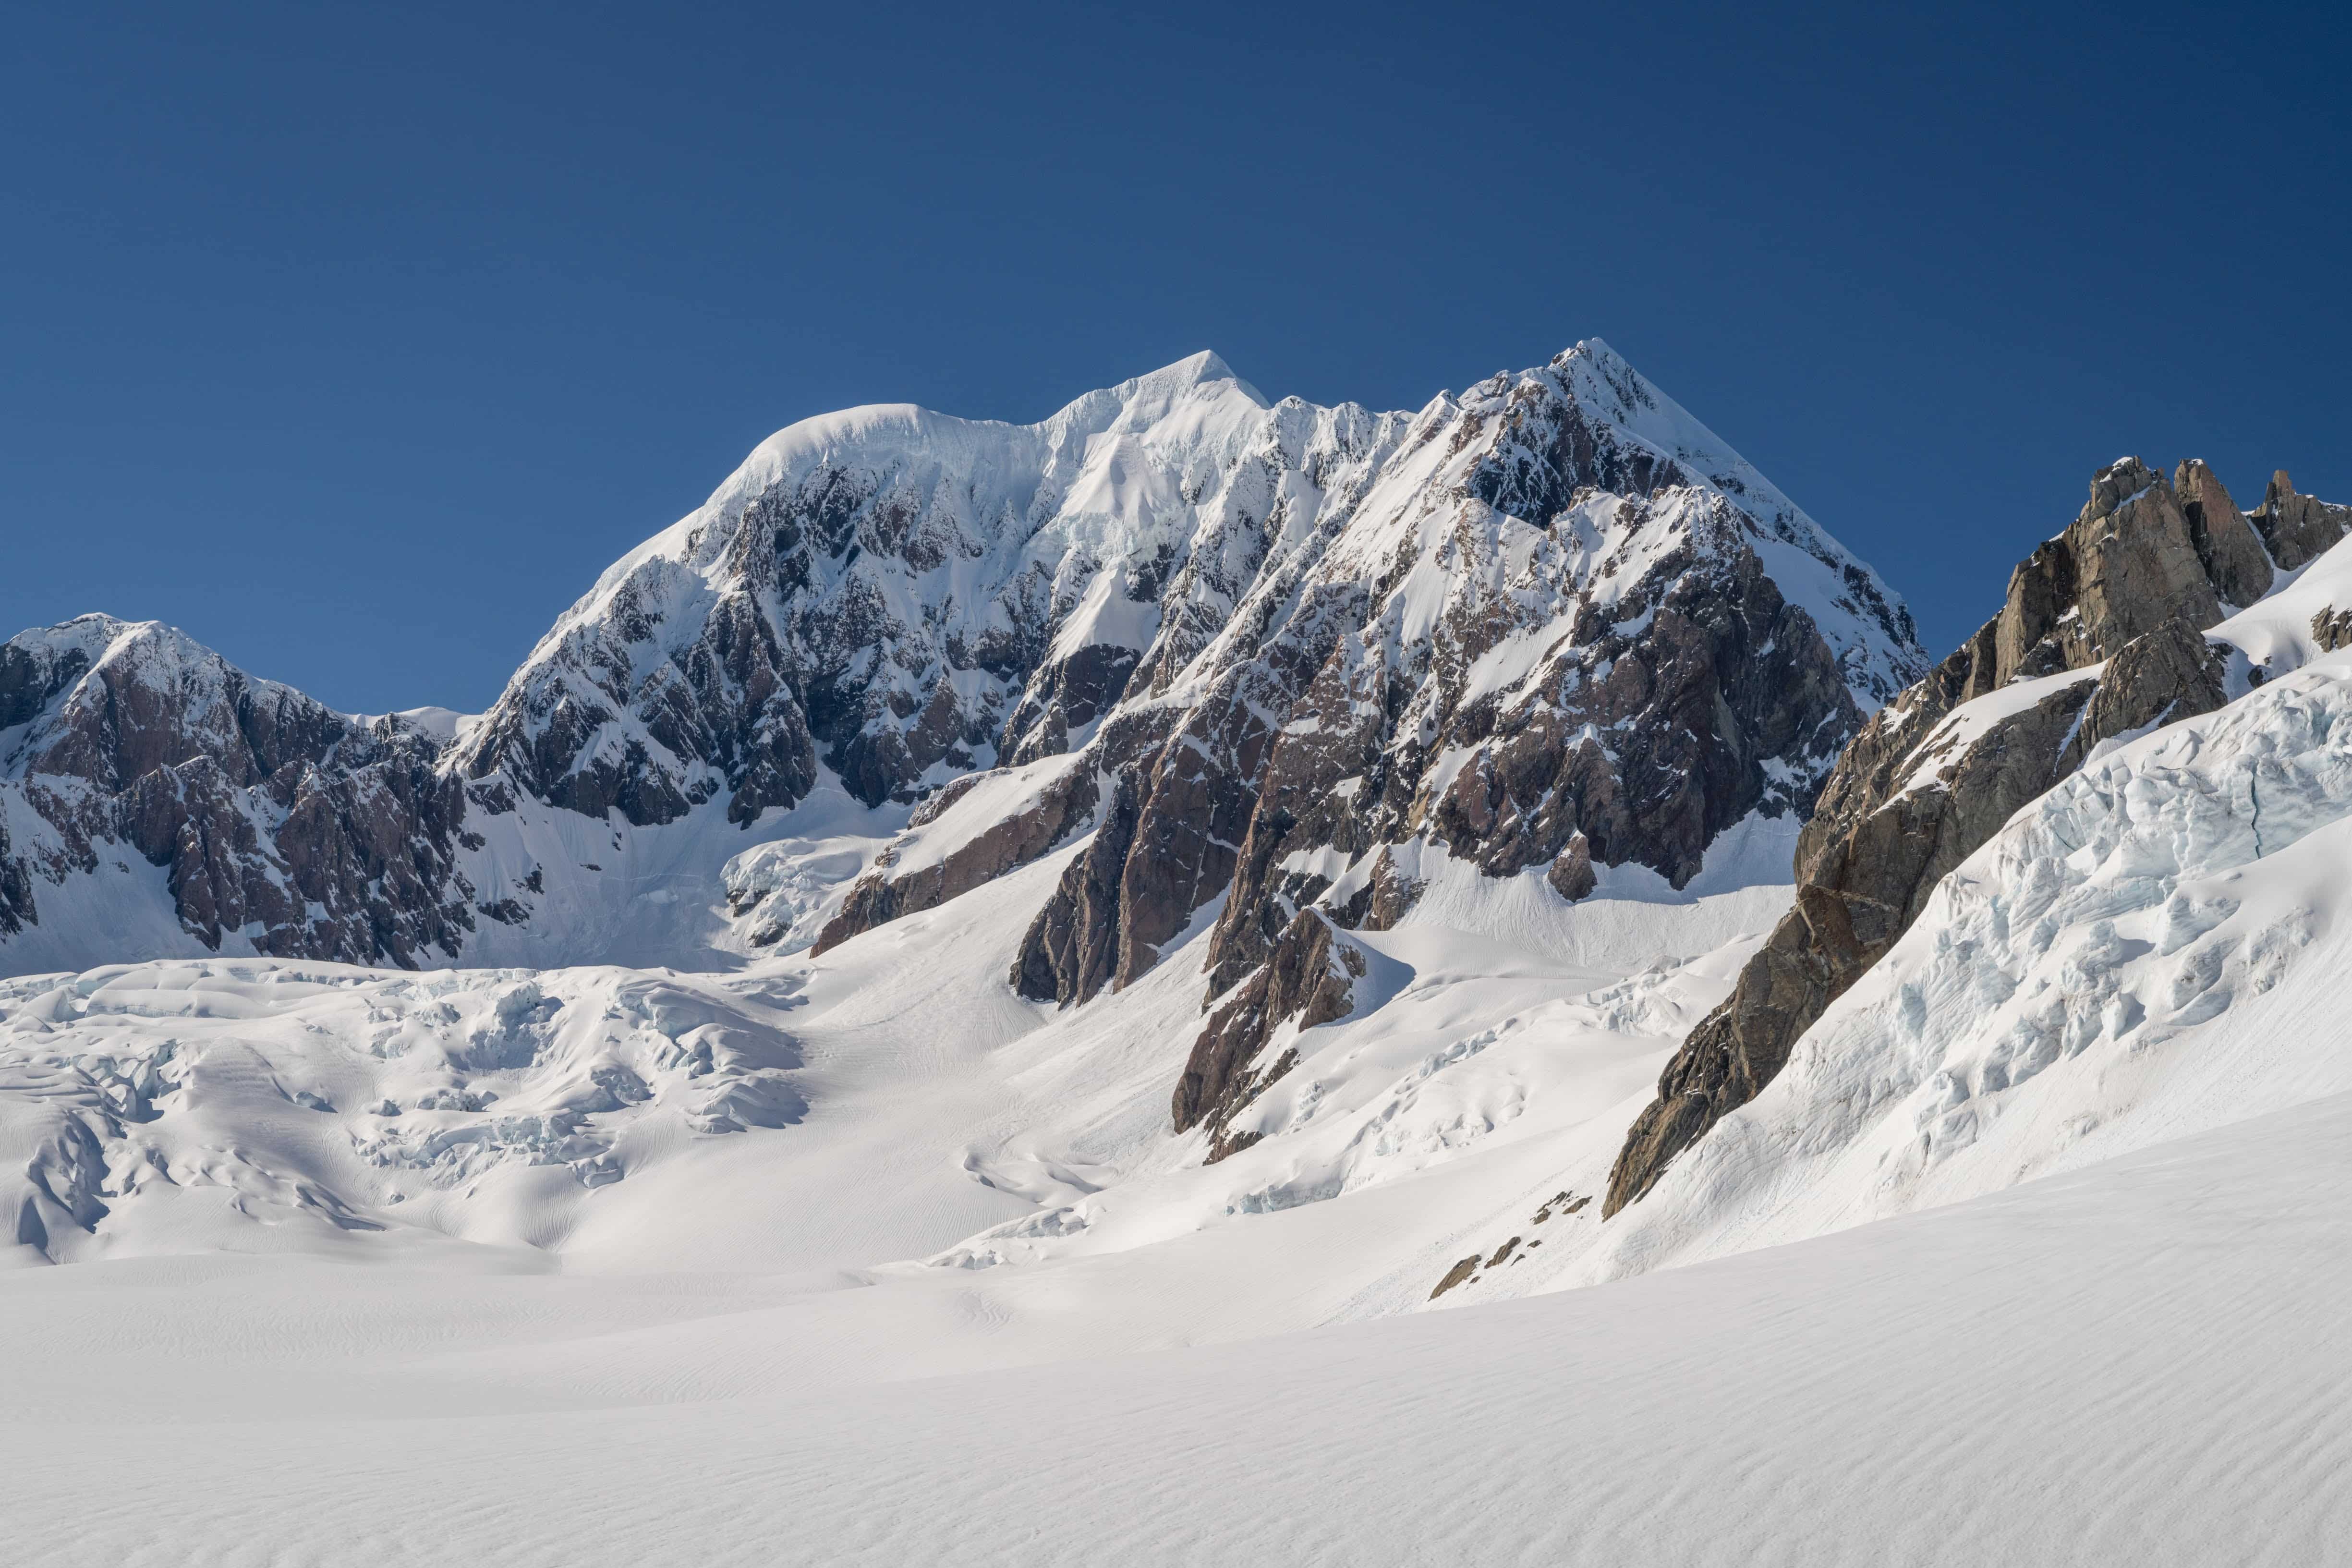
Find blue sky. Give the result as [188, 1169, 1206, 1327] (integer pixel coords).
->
[4, 0, 2346, 713]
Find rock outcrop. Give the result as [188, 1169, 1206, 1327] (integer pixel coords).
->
[1604, 455, 2342, 1216]
[1007, 768, 1142, 1005]
[1170, 908, 1366, 1157]
[2174, 459, 2273, 608]
[813, 759, 1100, 956]
[2249, 470, 2352, 571]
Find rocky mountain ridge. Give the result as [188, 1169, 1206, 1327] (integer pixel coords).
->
[1604, 459, 2352, 1214]
[0, 354, 1325, 971]
[804, 343, 1925, 1149]
[0, 615, 473, 968]
[0, 343, 1919, 1007]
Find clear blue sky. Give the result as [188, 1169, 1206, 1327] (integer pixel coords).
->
[4, 0, 2346, 713]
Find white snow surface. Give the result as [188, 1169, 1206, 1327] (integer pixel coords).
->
[0, 821, 1780, 1283]
[4, 1052, 2348, 1566]
[2209, 528, 2352, 678]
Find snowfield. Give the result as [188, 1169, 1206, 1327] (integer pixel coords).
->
[4, 1095, 2347, 1566]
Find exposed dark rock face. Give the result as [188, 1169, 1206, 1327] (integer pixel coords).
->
[1545, 831, 1596, 902]
[121, 738, 476, 965]
[1170, 907, 1364, 1156]
[1110, 581, 1374, 1001]
[1602, 453, 2330, 1217]
[813, 760, 1101, 958]
[2063, 616, 2231, 766]
[2174, 460, 2273, 608]
[0, 617, 476, 963]
[1200, 506, 1866, 1006]
[0, 616, 356, 791]
[2250, 470, 2352, 571]
[1009, 768, 1141, 1005]
[1974, 458, 2223, 695]
[999, 644, 1142, 767]
[0, 815, 31, 939]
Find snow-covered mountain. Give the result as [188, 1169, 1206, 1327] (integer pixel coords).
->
[10, 341, 2352, 1564]
[0, 615, 472, 972]
[0, 336, 1939, 1276]
[0, 343, 1940, 1262]
[807, 341, 1923, 1151]
[0, 342, 1919, 995]
[12, 353, 2347, 1305]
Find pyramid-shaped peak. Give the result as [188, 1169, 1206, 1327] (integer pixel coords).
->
[1106, 349, 1264, 410]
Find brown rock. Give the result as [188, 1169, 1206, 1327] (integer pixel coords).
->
[1363, 845, 1425, 930]
[2060, 615, 2229, 773]
[1430, 1255, 1481, 1300]
[813, 760, 1099, 956]
[2250, 471, 2352, 571]
[2067, 461, 2223, 658]
[1009, 768, 1142, 1004]
[1171, 908, 1364, 1148]
[1546, 831, 1596, 901]
[1982, 459, 2231, 695]
[999, 643, 1142, 766]
[2174, 460, 2274, 608]
[1602, 455, 2258, 1221]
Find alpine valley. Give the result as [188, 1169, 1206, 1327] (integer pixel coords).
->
[7, 341, 2352, 1567]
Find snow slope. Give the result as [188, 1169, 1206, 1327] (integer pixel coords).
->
[0, 818, 1779, 1295]
[2, 1090, 2346, 1566]
[1596, 649, 2352, 1275]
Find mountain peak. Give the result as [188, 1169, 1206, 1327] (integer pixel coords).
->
[1065, 349, 1268, 425]
[1164, 347, 1240, 384]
